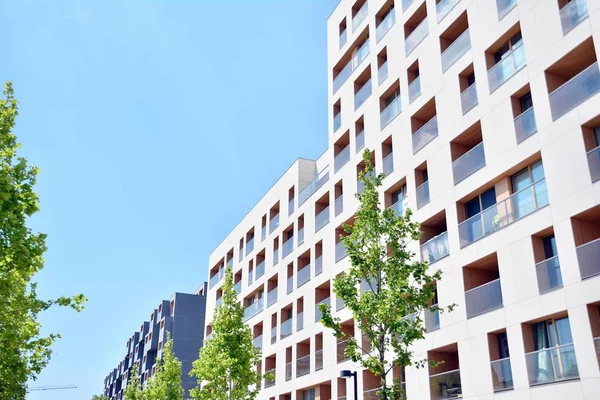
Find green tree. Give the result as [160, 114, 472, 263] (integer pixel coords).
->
[92, 395, 108, 400]
[145, 333, 183, 400]
[124, 364, 145, 400]
[0, 82, 86, 400]
[320, 150, 453, 400]
[189, 267, 262, 400]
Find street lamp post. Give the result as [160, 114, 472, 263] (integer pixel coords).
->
[340, 369, 358, 400]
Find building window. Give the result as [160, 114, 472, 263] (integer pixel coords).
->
[493, 31, 522, 64]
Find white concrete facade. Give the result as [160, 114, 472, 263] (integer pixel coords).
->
[205, 0, 600, 399]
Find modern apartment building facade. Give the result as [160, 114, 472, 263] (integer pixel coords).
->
[205, 0, 600, 399]
[103, 286, 207, 400]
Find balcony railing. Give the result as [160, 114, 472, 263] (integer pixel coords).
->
[429, 369, 462, 400]
[315, 349, 323, 370]
[297, 311, 304, 331]
[336, 340, 349, 363]
[391, 196, 406, 216]
[273, 248, 279, 265]
[334, 145, 351, 173]
[355, 79, 372, 110]
[487, 357, 514, 392]
[376, 8, 395, 43]
[576, 237, 600, 279]
[267, 288, 277, 308]
[296, 354, 311, 377]
[594, 337, 600, 368]
[380, 96, 402, 129]
[298, 227, 304, 247]
[243, 298, 264, 322]
[378, 61, 389, 86]
[288, 198, 294, 216]
[287, 276, 293, 294]
[299, 168, 329, 206]
[271, 326, 277, 344]
[416, 181, 430, 209]
[334, 112, 341, 132]
[261, 225, 266, 241]
[282, 237, 294, 258]
[525, 344, 579, 385]
[333, 40, 370, 93]
[488, 44, 526, 92]
[437, 0, 460, 22]
[234, 281, 242, 295]
[252, 335, 262, 349]
[315, 298, 330, 322]
[408, 75, 421, 104]
[315, 255, 323, 276]
[215, 296, 222, 307]
[239, 247, 244, 262]
[452, 142, 486, 184]
[588, 146, 600, 182]
[246, 238, 254, 255]
[339, 29, 347, 49]
[405, 19, 428, 56]
[535, 255, 563, 294]
[315, 206, 330, 232]
[269, 213, 279, 234]
[255, 260, 265, 280]
[226, 258, 233, 268]
[285, 362, 292, 381]
[465, 278, 503, 318]
[336, 241, 348, 262]
[280, 319, 292, 339]
[421, 232, 449, 264]
[297, 265, 311, 288]
[459, 179, 549, 247]
[364, 387, 382, 400]
[356, 130, 365, 153]
[497, 0, 516, 19]
[514, 106, 537, 143]
[461, 83, 478, 114]
[209, 268, 225, 289]
[402, 0, 414, 12]
[336, 296, 346, 311]
[335, 195, 343, 217]
[549, 62, 600, 120]
[441, 29, 471, 72]
[412, 116, 439, 154]
[382, 152, 394, 175]
[560, 0, 588, 34]
[425, 308, 440, 332]
[352, 2, 369, 32]
[264, 368, 275, 388]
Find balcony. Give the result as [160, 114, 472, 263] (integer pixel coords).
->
[336, 296, 346, 311]
[334, 112, 341, 132]
[246, 238, 254, 255]
[271, 326, 277, 344]
[429, 369, 462, 400]
[315, 298, 330, 322]
[299, 169, 329, 206]
[285, 362, 292, 381]
[408, 77, 421, 105]
[421, 232, 449, 264]
[425, 308, 440, 332]
[458, 179, 548, 247]
[248, 270, 254, 286]
[238, 248, 244, 262]
[465, 279, 503, 318]
[215, 297, 222, 307]
[364, 387, 382, 400]
[497, 0, 516, 19]
[488, 44, 526, 92]
[380, 96, 402, 129]
[452, 142, 486, 184]
[356, 130, 365, 153]
[315, 255, 323, 276]
[255, 261, 265, 280]
[405, 19, 429, 56]
[252, 335, 262, 349]
[209, 268, 224, 289]
[243, 298, 264, 322]
[339, 29, 347, 49]
[335, 195, 343, 217]
[336, 241, 348, 262]
[412, 116, 439, 154]
[595, 337, 600, 367]
[298, 227, 304, 246]
[334, 145, 351, 173]
[337, 340, 349, 363]
[282, 237, 294, 258]
[514, 106, 537, 143]
[491, 357, 514, 392]
[587, 146, 600, 182]
[269, 213, 279, 234]
[297, 265, 311, 288]
[437, 0, 460, 22]
[297, 311, 304, 331]
[355, 79, 372, 110]
[296, 354, 311, 377]
[535, 256, 563, 293]
[576, 238, 600, 279]
[560, 0, 588, 34]
[377, 62, 389, 88]
[333, 40, 370, 94]
[352, 2, 368, 32]
[261, 225, 266, 241]
[287, 276, 293, 294]
[391, 196, 406, 216]
[525, 344, 579, 385]
[289, 198, 294, 217]
[234, 281, 242, 295]
[264, 369, 275, 388]
[461, 83, 478, 114]
[273, 248, 279, 265]
[376, 9, 395, 43]
[267, 287, 277, 307]
[382, 153, 394, 175]
[315, 349, 323, 370]
[549, 62, 600, 120]
[280, 319, 292, 340]
[416, 181, 430, 209]
[441, 30, 471, 72]
[315, 206, 330, 232]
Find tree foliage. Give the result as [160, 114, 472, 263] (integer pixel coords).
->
[189, 267, 262, 400]
[92, 395, 108, 400]
[124, 364, 144, 400]
[0, 82, 87, 400]
[320, 150, 453, 400]
[145, 334, 183, 400]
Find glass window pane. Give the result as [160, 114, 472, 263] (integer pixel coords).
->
[498, 332, 510, 358]
[531, 160, 545, 182]
[594, 126, 600, 147]
[555, 317, 573, 345]
[466, 197, 482, 218]
[512, 169, 532, 192]
[547, 321, 558, 347]
[542, 235, 557, 258]
[481, 187, 497, 210]
[520, 93, 533, 112]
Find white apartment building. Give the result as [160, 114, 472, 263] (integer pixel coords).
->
[205, 0, 600, 399]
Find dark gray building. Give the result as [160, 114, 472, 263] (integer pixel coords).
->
[103, 284, 207, 399]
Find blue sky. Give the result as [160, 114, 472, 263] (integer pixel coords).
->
[0, 1, 334, 398]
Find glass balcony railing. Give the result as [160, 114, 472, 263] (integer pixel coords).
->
[315, 206, 330, 232]
[594, 337, 600, 368]
[352, 2, 369, 32]
[391, 196, 406, 216]
[514, 106, 537, 143]
[248, 270, 254, 286]
[402, 0, 414, 12]
[452, 142, 486, 184]
[267, 287, 278, 307]
[234, 281, 242, 295]
[261, 225, 266, 241]
[297, 227, 304, 247]
[264, 368, 276, 388]
[271, 326, 277, 344]
[535, 255, 563, 294]
[405, 19, 429, 56]
[549, 62, 600, 120]
[588, 146, 600, 182]
[488, 44, 526, 93]
[465, 278, 503, 318]
[560, 0, 588, 34]
[297, 265, 311, 288]
[299, 168, 329, 206]
[378, 61, 389, 86]
[334, 112, 341, 132]
[336, 296, 346, 311]
[355, 79, 372, 110]
[273, 248, 279, 266]
[380, 96, 402, 129]
[425, 308, 440, 332]
[315, 349, 323, 370]
[525, 344, 579, 385]
[288, 198, 294, 216]
[461, 83, 478, 114]
[491, 357, 514, 392]
[429, 369, 462, 400]
[382, 152, 394, 175]
[315, 298, 330, 322]
[497, 0, 516, 19]
[336, 241, 348, 262]
[441, 29, 471, 72]
[408, 76, 421, 104]
[269, 213, 279, 234]
[333, 40, 370, 94]
[335, 195, 343, 217]
[243, 298, 264, 322]
[334, 145, 351, 173]
[246, 238, 254, 255]
[459, 179, 548, 247]
[315, 255, 323, 276]
[416, 181, 430, 209]
[437, 0, 460, 22]
[255, 261, 265, 280]
[356, 130, 365, 153]
[209, 268, 224, 289]
[376, 9, 395, 43]
[420, 232, 449, 264]
[412, 116, 438, 154]
[297, 311, 304, 331]
[337, 340, 349, 363]
[576, 238, 600, 279]
[280, 319, 292, 339]
[296, 354, 311, 377]
[215, 297, 222, 307]
[285, 362, 292, 381]
[339, 29, 347, 49]
[364, 387, 382, 400]
[282, 237, 294, 258]
[334, 63, 352, 95]
[226, 258, 233, 268]
[252, 335, 262, 349]
[239, 248, 244, 262]
[287, 276, 293, 294]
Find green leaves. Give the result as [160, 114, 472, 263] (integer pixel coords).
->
[124, 364, 144, 400]
[145, 334, 184, 400]
[92, 394, 109, 400]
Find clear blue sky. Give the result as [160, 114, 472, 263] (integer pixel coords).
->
[0, 1, 334, 398]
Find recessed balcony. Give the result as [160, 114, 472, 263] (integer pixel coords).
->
[525, 344, 579, 385]
[412, 116, 438, 154]
[488, 44, 526, 93]
[452, 142, 486, 185]
[559, 0, 588, 35]
[405, 18, 428, 56]
[441, 29, 471, 73]
[549, 62, 600, 120]
[437, 0, 460, 22]
[376, 8, 395, 43]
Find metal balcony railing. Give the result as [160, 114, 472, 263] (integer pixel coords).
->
[465, 278, 503, 318]
[264, 368, 275, 388]
[337, 340, 349, 363]
[315, 349, 323, 370]
[535, 255, 563, 293]
[363, 387, 383, 400]
[576, 237, 600, 279]
[412, 116, 438, 154]
[296, 354, 311, 377]
[452, 142, 486, 184]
